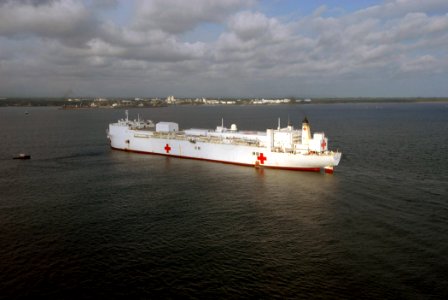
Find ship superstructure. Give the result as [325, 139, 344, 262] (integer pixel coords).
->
[107, 112, 342, 173]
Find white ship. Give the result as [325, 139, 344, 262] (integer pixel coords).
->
[107, 111, 342, 174]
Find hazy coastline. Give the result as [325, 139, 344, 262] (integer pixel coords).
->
[1, 97, 447, 108]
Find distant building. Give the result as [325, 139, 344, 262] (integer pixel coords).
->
[166, 95, 176, 104]
[253, 98, 290, 104]
[206, 99, 220, 104]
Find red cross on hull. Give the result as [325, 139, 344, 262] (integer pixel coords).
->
[257, 153, 267, 164]
[164, 144, 171, 153]
[321, 139, 327, 150]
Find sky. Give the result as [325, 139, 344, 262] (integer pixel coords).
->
[0, 0, 447, 98]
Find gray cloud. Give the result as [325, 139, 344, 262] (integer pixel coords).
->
[90, 0, 118, 9]
[0, 0, 56, 5]
[0, 0, 97, 46]
[0, 0, 447, 97]
[133, 0, 255, 34]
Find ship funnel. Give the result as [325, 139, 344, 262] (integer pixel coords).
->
[301, 117, 311, 144]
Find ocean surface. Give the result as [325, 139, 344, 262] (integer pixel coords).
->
[0, 103, 447, 299]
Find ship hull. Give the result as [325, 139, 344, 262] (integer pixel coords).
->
[110, 146, 324, 172]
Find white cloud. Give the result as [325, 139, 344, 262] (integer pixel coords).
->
[0, 0, 447, 97]
[401, 54, 437, 72]
[133, 0, 254, 34]
[228, 11, 273, 41]
[354, 0, 448, 20]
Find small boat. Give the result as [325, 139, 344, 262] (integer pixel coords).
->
[13, 153, 31, 160]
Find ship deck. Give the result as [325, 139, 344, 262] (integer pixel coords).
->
[130, 127, 264, 147]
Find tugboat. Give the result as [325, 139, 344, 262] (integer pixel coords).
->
[13, 153, 31, 160]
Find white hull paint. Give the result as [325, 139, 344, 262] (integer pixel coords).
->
[107, 114, 342, 173]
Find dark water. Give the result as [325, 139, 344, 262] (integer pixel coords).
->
[0, 103, 447, 299]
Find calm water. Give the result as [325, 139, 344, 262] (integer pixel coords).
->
[0, 103, 447, 299]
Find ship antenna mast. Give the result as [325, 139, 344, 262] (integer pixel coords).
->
[222, 117, 224, 128]
[278, 117, 281, 130]
[125, 110, 129, 122]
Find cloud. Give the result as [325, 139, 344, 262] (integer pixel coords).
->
[90, 0, 118, 9]
[96, 22, 207, 63]
[354, 0, 448, 19]
[228, 11, 274, 41]
[0, 0, 97, 45]
[133, 0, 255, 34]
[0, 0, 447, 97]
[401, 54, 438, 72]
[214, 11, 294, 60]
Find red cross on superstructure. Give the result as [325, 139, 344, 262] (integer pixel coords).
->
[257, 153, 267, 164]
[321, 139, 327, 150]
[164, 144, 171, 153]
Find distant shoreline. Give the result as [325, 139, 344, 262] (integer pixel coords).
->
[0, 97, 447, 108]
